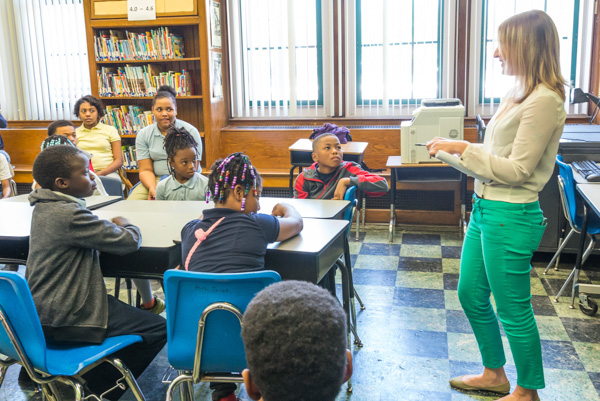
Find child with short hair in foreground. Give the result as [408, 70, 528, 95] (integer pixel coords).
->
[293, 133, 388, 199]
[181, 152, 303, 401]
[241, 280, 352, 401]
[155, 125, 208, 200]
[26, 146, 166, 400]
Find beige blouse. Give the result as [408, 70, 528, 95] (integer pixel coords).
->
[460, 84, 566, 203]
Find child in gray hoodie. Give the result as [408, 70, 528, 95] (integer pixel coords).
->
[26, 145, 166, 400]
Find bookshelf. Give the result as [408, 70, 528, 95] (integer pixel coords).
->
[82, 0, 228, 181]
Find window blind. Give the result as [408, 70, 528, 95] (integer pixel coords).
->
[0, 0, 91, 121]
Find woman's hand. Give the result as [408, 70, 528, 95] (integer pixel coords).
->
[147, 187, 157, 200]
[426, 137, 470, 157]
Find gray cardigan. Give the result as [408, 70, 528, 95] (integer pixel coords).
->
[26, 189, 141, 343]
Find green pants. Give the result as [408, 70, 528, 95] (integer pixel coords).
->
[459, 196, 547, 389]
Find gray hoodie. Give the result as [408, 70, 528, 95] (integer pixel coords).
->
[26, 189, 141, 343]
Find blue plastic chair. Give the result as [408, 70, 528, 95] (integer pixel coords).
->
[164, 270, 281, 401]
[544, 156, 600, 307]
[0, 271, 145, 400]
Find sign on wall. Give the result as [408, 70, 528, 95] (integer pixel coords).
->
[127, 0, 157, 21]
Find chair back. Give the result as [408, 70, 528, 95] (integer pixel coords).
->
[0, 272, 47, 371]
[556, 155, 579, 230]
[343, 186, 357, 236]
[164, 270, 281, 376]
[475, 114, 486, 143]
[7, 163, 17, 197]
[99, 175, 124, 198]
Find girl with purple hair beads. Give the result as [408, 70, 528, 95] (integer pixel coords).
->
[180, 152, 303, 401]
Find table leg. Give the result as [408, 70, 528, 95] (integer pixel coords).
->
[571, 205, 588, 308]
[289, 165, 297, 198]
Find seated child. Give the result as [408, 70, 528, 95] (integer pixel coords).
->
[294, 133, 388, 294]
[241, 280, 352, 401]
[26, 145, 167, 400]
[155, 126, 209, 201]
[0, 149, 12, 198]
[181, 152, 303, 401]
[38, 134, 164, 314]
[293, 133, 388, 199]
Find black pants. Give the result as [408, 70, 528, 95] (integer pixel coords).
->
[210, 382, 237, 400]
[82, 295, 167, 400]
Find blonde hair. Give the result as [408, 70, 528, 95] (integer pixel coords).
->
[498, 10, 567, 103]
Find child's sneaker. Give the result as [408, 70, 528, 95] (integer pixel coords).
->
[141, 297, 165, 314]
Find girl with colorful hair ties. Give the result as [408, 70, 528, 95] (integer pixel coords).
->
[180, 152, 303, 401]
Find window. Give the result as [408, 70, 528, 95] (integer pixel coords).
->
[355, 0, 444, 106]
[0, 0, 91, 121]
[229, 0, 595, 119]
[228, 0, 324, 118]
[468, 0, 593, 116]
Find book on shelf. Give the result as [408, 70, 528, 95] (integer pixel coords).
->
[94, 27, 185, 61]
[97, 64, 193, 97]
[102, 105, 155, 136]
[121, 145, 138, 170]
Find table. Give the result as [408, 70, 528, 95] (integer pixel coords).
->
[259, 197, 349, 219]
[386, 156, 463, 242]
[572, 183, 600, 314]
[0, 194, 122, 210]
[0, 195, 121, 263]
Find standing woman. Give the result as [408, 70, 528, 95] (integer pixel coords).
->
[427, 10, 566, 401]
[129, 86, 203, 200]
[74, 95, 122, 179]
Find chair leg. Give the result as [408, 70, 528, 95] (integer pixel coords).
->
[126, 279, 133, 306]
[41, 382, 61, 401]
[0, 364, 8, 387]
[106, 358, 146, 401]
[114, 278, 121, 300]
[355, 203, 360, 241]
[166, 374, 193, 401]
[63, 378, 85, 401]
[354, 287, 365, 310]
[544, 229, 575, 275]
[553, 237, 595, 305]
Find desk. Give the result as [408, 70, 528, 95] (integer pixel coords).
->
[0, 196, 121, 263]
[573, 184, 600, 315]
[386, 156, 463, 242]
[0, 194, 122, 210]
[259, 197, 349, 219]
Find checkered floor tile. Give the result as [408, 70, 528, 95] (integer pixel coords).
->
[3, 224, 600, 400]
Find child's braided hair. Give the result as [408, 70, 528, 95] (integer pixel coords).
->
[208, 152, 262, 211]
[163, 125, 199, 177]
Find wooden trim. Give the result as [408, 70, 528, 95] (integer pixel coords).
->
[332, 0, 340, 117]
[455, 0, 468, 107]
[89, 16, 201, 28]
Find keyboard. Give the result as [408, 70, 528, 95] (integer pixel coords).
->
[572, 160, 600, 182]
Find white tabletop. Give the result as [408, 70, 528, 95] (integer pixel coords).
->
[0, 194, 121, 210]
[577, 184, 600, 217]
[97, 199, 212, 214]
[0, 202, 34, 239]
[93, 209, 201, 249]
[101, 198, 349, 219]
[267, 218, 348, 253]
[259, 197, 349, 219]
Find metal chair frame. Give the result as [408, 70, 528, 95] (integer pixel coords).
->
[0, 272, 145, 401]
